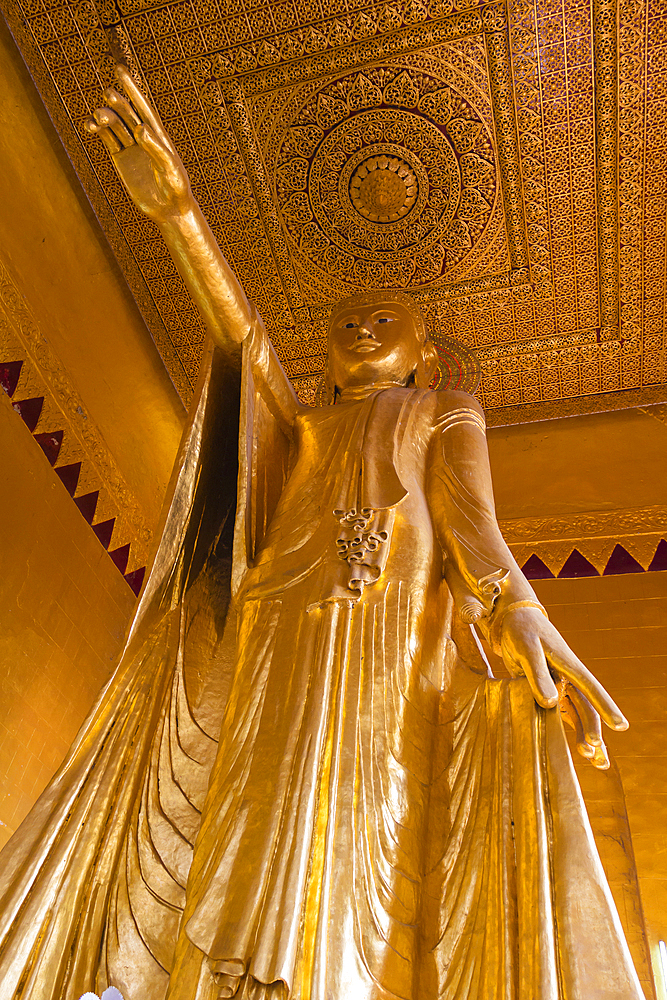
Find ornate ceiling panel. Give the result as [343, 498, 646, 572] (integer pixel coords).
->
[1, 0, 666, 418]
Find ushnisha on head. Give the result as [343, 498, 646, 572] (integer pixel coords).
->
[323, 290, 439, 402]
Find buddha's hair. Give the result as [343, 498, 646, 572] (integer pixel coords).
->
[327, 289, 427, 344]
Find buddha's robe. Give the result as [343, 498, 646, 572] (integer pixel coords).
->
[167, 321, 644, 1000]
[0, 316, 644, 1000]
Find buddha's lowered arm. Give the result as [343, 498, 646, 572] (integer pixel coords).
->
[426, 390, 629, 767]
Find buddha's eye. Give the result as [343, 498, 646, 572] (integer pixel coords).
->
[345, 322, 357, 329]
[377, 316, 390, 324]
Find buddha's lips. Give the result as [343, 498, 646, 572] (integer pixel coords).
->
[351, 340, 380, 353]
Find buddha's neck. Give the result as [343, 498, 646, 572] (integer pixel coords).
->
[337, 380, 404, 402]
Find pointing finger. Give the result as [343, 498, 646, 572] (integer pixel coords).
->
[590, 743, 611, 770]
[509, 634, 558, 709]
[544, 635, 628, 731]
[557, 677, 609, 767]
[94, 108, 134, 148]
[116, 63, 174, 151]
[567, 684, 603, 747]
[84, 117, 122, 154]
[557, 685, 593, 752]
[104, 87, 142, 131]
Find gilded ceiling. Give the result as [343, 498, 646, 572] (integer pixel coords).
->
[2, 0, 667, 419]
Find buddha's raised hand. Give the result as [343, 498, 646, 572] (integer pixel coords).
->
[85, 64, 193, 223]
[85, 63, 252, 346]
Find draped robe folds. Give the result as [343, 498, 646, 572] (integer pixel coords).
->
[0, 314, 645, 1000]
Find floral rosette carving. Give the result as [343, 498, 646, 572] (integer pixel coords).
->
[274, 67, 498, 291]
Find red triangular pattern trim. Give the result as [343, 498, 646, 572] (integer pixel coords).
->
[34, 429, 64, 466]
[124, 566, 145, 596]
[55, 462, 81, 496]
[4, 358, 144, 594]
[648, 539, 667, 572]
[521, 553, 555, 579]
[603, 544, 645, 575]
[93, 517, 115, 549]
[74, 490, 99, 524]
[109, 543, 130, 574]
[0, 361, 23, 397]
[558, 549, 599, 578]
[13, 396, 44, 432]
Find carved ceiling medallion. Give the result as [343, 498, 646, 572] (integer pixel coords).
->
[274, 69, 498, 290]
[349, 152, 419, 223]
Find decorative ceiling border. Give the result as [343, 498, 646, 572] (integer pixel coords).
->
[483, 7, 529, 277]
[639, 402, 667, 428]
[212, 2, 506, 95]
[224, 85, 304, 319]
[593, 0, 618, 335]
[617, 0, 645, 348]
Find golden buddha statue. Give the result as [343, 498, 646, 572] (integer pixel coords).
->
[0, 66, 645, 1000]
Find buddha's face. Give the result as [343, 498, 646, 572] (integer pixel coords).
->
[327, 301, 428, 392]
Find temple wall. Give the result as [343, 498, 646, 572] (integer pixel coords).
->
[0, 14, 183, 851]
[488, 405, 667, 518]
[0, 12, 185, 535]
[535, 573, 666, 1000]
[0, 389, 134, 850]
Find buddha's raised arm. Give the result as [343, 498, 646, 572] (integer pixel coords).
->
[86, 64, 298, 433]
[427, 389, 629, 768]
[86, 65, 252, 356]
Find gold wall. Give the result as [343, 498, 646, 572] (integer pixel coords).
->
[0, 13, 184, 544]
[0, 388, 134, 850]
[489, 405, 667, 520]
[0, 13, 184, 850]
[536, 572, 667, 1000]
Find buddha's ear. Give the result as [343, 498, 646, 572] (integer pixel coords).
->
[414, 341, 439, 390]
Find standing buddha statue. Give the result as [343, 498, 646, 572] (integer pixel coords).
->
[0, 65, 645, 1000]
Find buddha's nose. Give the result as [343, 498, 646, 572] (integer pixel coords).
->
[356, 326, 376, 340]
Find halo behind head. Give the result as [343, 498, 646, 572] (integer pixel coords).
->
[328, 289, 427, 344]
